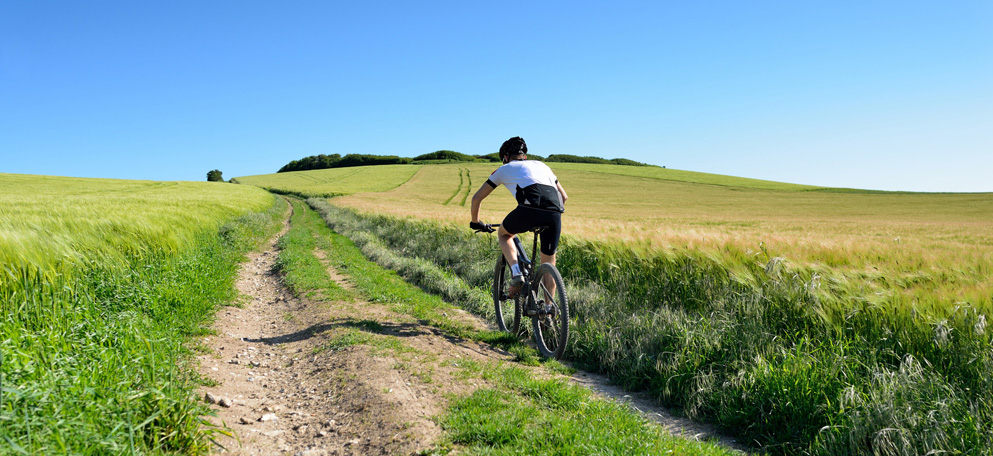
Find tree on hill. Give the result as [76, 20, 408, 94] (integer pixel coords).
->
[544, 154, 650, 166]
[333, 154, 412, 168]
[413, 150, 478, 162]
[609, 158, 649, 166]
[545, 154, 609, 164]
[275, 151, 647, 173]
[277, 153, 412, 173]
[207, 169, 223, 182]
[475, 153, 501, 162]
[474, 152, 547, 162]
[278, 154, 342, 173]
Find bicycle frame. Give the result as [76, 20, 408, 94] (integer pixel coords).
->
[511, 230, 540, 280]
[512, 228, 551, 317]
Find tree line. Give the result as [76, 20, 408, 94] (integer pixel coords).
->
[277, 150, 652, 173]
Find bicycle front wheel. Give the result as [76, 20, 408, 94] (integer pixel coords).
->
[531, 263, 568, 359]
[493, 254, 523, 336]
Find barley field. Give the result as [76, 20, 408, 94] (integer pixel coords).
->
[1, 173, 281, 454]
[332, 163, 993, 314]
[0, 173, 275, 277]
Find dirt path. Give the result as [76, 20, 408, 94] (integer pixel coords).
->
[197, 207, 747, 455]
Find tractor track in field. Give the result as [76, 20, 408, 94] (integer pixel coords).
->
[196, 203, 748, 455]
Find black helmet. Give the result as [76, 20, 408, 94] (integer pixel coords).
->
[499, 136, 527, 161]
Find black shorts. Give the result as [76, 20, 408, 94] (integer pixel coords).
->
[501, 206, 562, 256]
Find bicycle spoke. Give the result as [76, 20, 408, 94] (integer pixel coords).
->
[531, 263, 568, 360]
[493, 255, 522, 335]
[542, 318, 559, 347]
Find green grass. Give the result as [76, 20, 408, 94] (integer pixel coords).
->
[234, 164, 420, 197]
[1, 174, 284, 454]
[441, 364, 737, 456]
[275, 198, 352, 302]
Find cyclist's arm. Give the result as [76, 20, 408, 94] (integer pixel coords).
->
[556, 181, 568, 205]
[470, 182, 495, 223]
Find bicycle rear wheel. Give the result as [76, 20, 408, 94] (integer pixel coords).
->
[493, 254, 523, 336]
[531, 263, 568, 359]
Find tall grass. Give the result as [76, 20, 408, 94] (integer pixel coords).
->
[1, 175, 283, 454]
[307, 199, 993, 455]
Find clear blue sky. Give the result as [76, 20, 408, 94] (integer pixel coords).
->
[2, 1, 991, 192]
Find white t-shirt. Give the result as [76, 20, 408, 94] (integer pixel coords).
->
[485, 160, 564, 212]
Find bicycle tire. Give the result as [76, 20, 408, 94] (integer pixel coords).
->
[530, 263, 568, 359]
[493, 254, 523, 336]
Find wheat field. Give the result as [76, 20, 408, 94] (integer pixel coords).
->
[326, 163, 993, 313]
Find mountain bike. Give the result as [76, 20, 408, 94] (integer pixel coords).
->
[473, 223, 569, 359]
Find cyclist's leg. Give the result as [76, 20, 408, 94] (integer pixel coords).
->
[538, 212, 562, 299]
[539, 251, 557, 300]
[497, 224, 519, 271]
[500, 207, 530, 278]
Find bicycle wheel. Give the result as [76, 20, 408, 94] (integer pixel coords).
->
[493, 254, 523, 335]
[531, 263, 568, 359]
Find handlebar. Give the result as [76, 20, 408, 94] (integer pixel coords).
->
[471, 223, 546, 234]
[471, 222, 500, 233]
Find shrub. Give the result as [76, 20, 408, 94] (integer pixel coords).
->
[413, 150, 479, 162]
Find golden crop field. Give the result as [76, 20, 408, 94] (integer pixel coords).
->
[0, 173, 274, 280]
[250, 163, 993, 312]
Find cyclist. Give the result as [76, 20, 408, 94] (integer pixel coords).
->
[470, 136, 568, 297]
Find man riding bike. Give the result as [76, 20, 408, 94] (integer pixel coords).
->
[470, 136, 568, 297]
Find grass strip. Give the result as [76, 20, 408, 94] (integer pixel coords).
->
[439, 359, 737, 455]
[443, 168, 464, 206]
[458, 168, 472, 207]
[275, 198, 351, 302]
[294, 197, 493, 343]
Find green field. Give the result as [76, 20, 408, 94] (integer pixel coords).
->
[240, 163, 993, 455]
[234, 164, 421, 197]
[1, 173, 280, 454]
[0, 173, 275, 277]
